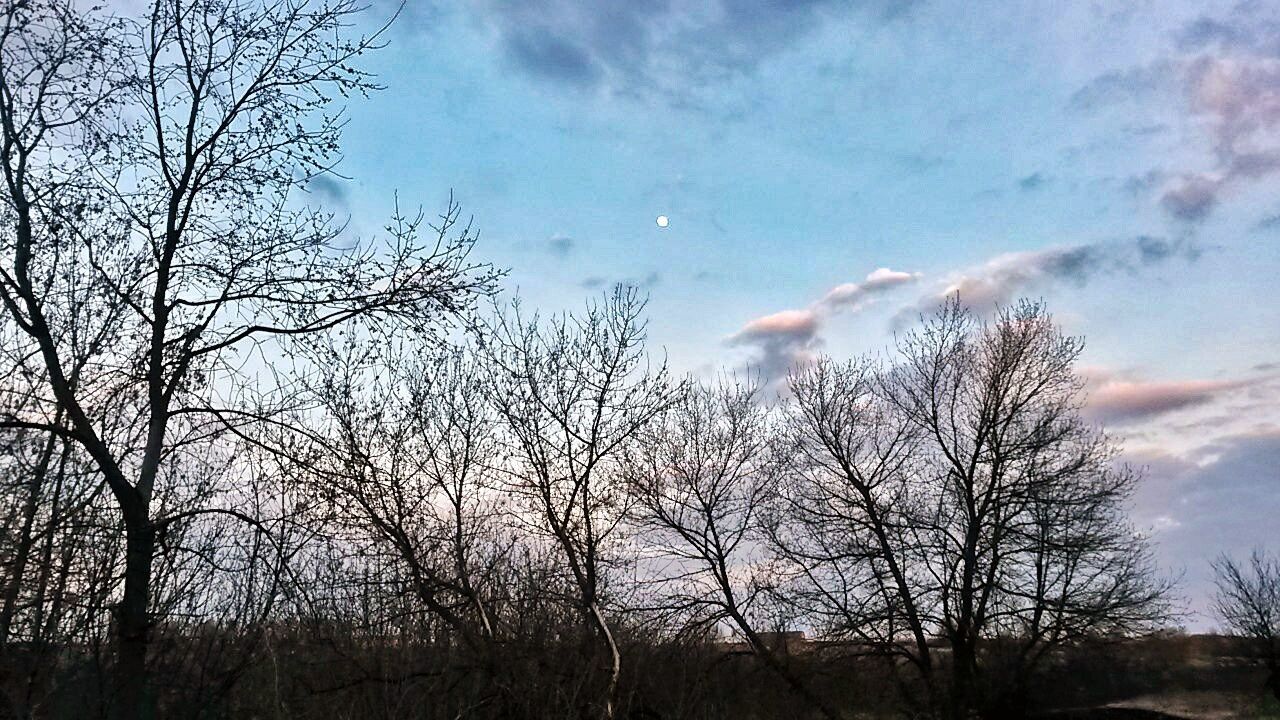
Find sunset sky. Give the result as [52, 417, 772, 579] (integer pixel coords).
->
[319, 0, 1280, 627]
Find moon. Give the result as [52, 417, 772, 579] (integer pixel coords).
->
[656, 215, 669, 228]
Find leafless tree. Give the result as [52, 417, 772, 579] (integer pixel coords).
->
[0, 414, 116, 717]
[773, 299, 1171, 719]
[626, 374, 847, 720]
[0, 0, 498, 714]
[1214, 549, 1280, 701]
[297, 336, 521, 710]
[480, 286, 678, 720]
[770, 355, 937, 715]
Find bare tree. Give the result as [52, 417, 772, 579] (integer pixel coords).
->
[480, 286, 678, 720]
[1214, 549, 1280, 701]
[626, 374, 847, 720]
[771, 355, 938, 715]
[0, 0, 498, 715]
[297, 336, 522, 711]
[773, 299, 1170, 719]
[889, 299, 1169, 717]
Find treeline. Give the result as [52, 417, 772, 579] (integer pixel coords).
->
[0, 0, 1183, 719]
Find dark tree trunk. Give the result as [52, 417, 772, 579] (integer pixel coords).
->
[950, 639, 977, 720]
[116, 521, 155, 720]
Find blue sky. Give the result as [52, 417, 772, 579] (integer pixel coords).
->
[320, 0, 1280, 628]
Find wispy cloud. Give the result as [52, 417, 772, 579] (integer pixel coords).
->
[1085, 376, 1256, 425]
[894, 236, 1197, 324]
[1017, 172, 1048, 191]
[728, 267, 920, 383]
[581, 270, 661, 290]
[1072, 4, 1280, 222]
[1067, 61, 1177, 113]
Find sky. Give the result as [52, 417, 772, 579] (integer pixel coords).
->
[316, 0, 1280, 629]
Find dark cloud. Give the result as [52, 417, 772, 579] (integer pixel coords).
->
[504, 27, 601, 87]
[1125, 123, 1169, 137]
[894, 236, 1198, 324]
[1122, 170, 1165, 198]
[1017, 172, 1047, 191]
[1176, 16, 1250, 52]
[1175, 8, 1280, 55]
[546, 234, 575, 257]
[1256, 211, 1280, 231]
[306, 175, 350, 206]
[1128, 431, 1280, 626]
[1071, 4, 1280, 222]
[1157, 48, 1280, 220]
[1135, 235, 1191, 263]
[478, 0, 915, 101]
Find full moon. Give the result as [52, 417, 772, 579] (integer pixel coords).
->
[656, 215, 669, 228]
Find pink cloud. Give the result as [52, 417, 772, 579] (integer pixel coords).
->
[729, 268, 920, 382]
[734, 309, 820, 340]
[1158, 42, 1280, 220]
[820, 267, 921, 309]
[1086, 377, 1255, 424]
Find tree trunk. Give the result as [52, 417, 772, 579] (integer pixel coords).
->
[950, 639, 977, 720]
[587, 601, 620, 720]
[116, 521, 155, 720]
[0, 430, 58, 643]
[1266, 658, 1280, 703]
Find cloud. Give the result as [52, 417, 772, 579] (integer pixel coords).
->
[504, 26, 602, 88]
[1079, 5, 1280, 222]
[819, 267, 920, 310]
[1175, 9, 1280, 55]
[581, 270, 661, 290]
[1176, 16, 1250, 52]
[1069, 5, 1280, 221]
[1017, 172, 1047, 191]
[306, 175, 350, 206]
[547, 234, 575, 257]
[1127, 430, 1280, 627]
[475, 0, 915, 102]
[728, 267, 919, 383]
[895, 236, 1197, 324]
[1157, 52, 1280, 220]
[1160, 175, 1221, 221]
[1256, 211, 1280, 231]
[727, 308, 821, 381]
[1085, 377, 1255, 425]
[1067, 61, 1177, 112]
